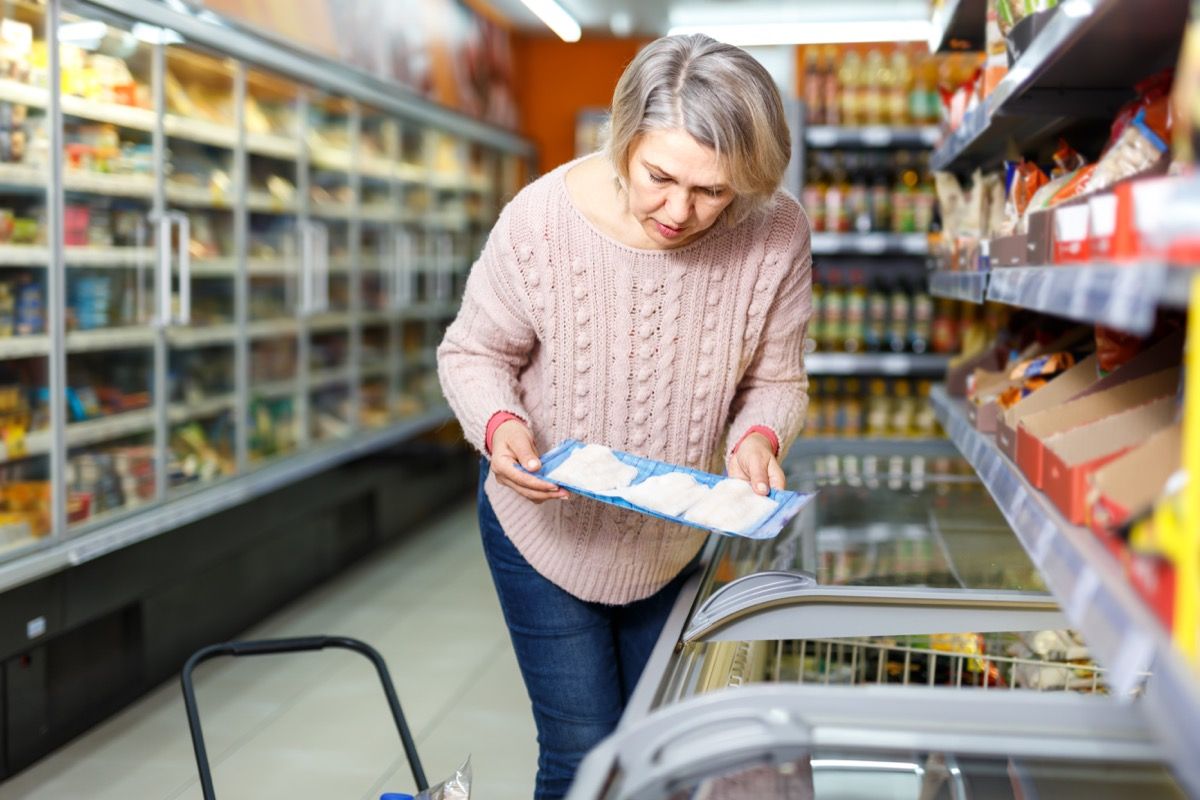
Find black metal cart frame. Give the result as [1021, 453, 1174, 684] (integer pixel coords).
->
[181, 635, 429, 799]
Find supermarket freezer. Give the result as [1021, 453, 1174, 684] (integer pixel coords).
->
[566, 446, 1185, 799]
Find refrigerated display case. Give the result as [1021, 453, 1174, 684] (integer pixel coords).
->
[0, 0, 532, 589]
[565, 445, 1189, 799]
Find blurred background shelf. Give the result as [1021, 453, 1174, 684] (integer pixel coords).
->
[806, 352, 950, 376]
[930, 270, 989, 303]
[811, 232, 929, 256]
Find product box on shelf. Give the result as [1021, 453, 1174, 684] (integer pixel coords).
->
[1087, 423, 1182, 536]
[1088, 170, 1175, 261]
[947, 347, 1002, 397]
[1052, 201, 1092, 264]
[995, 353, 1100, 461]
[1018, 367, 1182, 489]
[989, 232, 1028, 267]
[1042, 395, 1179, 525]
[967, 368, 1022, 433]
[1026, 208, 1054, 265]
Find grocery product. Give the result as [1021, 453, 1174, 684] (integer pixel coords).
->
[546, 443, 638, 492]
[618, 472, 709, 517]
[683, 478, 779, 535]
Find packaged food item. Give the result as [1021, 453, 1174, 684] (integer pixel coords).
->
[1086, 111, 1170, 197]
[1173, 6, 1200, 163]
[1095, 326, 1148, 376]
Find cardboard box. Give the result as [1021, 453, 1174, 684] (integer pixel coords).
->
[968, 368, 1022, 433]
[995, 354, 1101, 461]
[1092, 173, 1176, 261]
[1052, 202, 1091, 264]
[1017, 367, 1182, 489]
[947, 347, 1002, 398]
[1087, 423, 1182, 535]
[1027, 208, 1053, 265]
[990, 233, 1028, 267]
[1042, 396, 1178, 525]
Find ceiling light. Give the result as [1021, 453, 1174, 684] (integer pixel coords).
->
[519, 0, 581, 42]
[667, 20, 933, 46]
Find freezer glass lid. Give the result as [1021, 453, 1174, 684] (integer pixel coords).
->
[648, 749, 1184, 800]
[700, 460, 1046, 605]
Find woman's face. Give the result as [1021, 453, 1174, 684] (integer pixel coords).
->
[625, 128, 735, 249]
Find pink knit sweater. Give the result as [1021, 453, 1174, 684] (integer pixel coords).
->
[437, 160, 812, 604]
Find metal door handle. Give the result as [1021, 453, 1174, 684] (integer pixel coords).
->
[153, 213, 172, 328]
[169, 211, 191, 325]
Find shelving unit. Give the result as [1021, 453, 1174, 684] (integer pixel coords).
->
[928, 0, 987, 53]
[805, 126, 941, 150]
[930, 385, 1200, 793]
[932, 0, 1190, 174]
[929, 270, 989, 303]
[806, 352, 951, 377]
[810, 232, 930, 256]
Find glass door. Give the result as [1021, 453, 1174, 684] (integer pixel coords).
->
[244, 67, 300, 464]
[59, 3, 160, 532]
[357, 104, 397, 429]
[0, 0, 52, 556]
[305, 91, 354, 442]
[162, 43, 237, 493]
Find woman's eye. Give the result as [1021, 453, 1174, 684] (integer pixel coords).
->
[648, 173, 668, 184]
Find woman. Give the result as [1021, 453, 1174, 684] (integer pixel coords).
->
[437, 33, 811, 799]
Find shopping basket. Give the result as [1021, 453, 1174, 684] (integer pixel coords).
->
[181, 635, 429, 799]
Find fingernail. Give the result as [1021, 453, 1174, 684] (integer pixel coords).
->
[527, 459, 540, 470]
[757, 482, 768, 494]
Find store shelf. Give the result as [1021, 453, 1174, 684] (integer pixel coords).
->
[928, 0, 987, 53]
[190, 257, 238, 277]
[309, 313, 353, 332]
[0, 161, 44, 191]
[167, 325, 237, 348]
[310, 145, 353, 173]
[930, 383, 1200, 794]
[0, 335, 50, 360]
[310, 366, 353, 390]
[248, 319, 298, 339]
[247, 192, 299, 214]
[810, 232, 929, 256]
[66, 327, 155, 353]
[787, 436, 959, 459]
[805, 126, 941, 150]
[166, 183, 234, 209]
[396, 163, 427, 183]
[0, 427, 51, 464]
[806, 352, 951, 377]
[932, 0, 1189, 174]
[246, 133, 300, 161]
[310, 202, 355, 220]
[360, 362, 390, 379]
[0, 245, 156, 267]
[360, 204, 397, 224]
[66, 408, 155, 449]
[64, 170, 156, 199]
[930, 270, 989, 303]
[169, 394, 236, 422]
[62, 95, 155, 131]
[251, 378, 298, 399]
[402, 301, 459, 320]
[986, 265, 1198, 336]
[163, 115, 237, 149]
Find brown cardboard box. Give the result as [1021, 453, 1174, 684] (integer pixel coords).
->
[1017, 367, 1182, 489]
[1042, 396, 1179, 525]
[968, 369, 1022, 433]
[947, 347, 1001, 398]
[1087, 423, 1182, 535]
[995, 354, 1101, 461]
[1026, 208, 1053, 265]
[990, 233, 1028, 267]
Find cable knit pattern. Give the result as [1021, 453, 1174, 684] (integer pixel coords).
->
[437, 159, 812, 604]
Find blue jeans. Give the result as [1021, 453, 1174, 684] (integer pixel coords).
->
[477, 461, 696, 800]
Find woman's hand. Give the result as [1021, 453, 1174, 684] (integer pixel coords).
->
[490, 419, 569, 504]
[727, 433, 785, 496]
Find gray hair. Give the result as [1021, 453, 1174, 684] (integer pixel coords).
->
[605, 34, 791, 226]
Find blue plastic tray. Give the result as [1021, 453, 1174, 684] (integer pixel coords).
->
[531, 439, 815, 541]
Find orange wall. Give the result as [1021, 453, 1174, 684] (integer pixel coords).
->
[513, 36, 649, 174]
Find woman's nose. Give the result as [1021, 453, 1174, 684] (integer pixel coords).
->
[665, 189, 692, 224]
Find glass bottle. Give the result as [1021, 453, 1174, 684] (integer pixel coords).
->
[843, 270, 866, 354]
[889, 49, 913, 126]
[838, 50, 863, 126]
[863, 48, 888, 126]
[822, 45, 842, 125]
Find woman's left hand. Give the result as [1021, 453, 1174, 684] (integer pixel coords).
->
[727, 433, 785, 496]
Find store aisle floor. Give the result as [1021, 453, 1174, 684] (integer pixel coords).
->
[0, 500, 539, 800]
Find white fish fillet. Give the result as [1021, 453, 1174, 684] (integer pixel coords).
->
[683, 478, 778, 534]
[547, 444, 639, 492]
[619, 472, 711, 517]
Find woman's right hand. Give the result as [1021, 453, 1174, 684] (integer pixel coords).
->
[490, 419, 569, 504]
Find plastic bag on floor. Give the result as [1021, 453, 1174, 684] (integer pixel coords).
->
[416, 757, 472, 799]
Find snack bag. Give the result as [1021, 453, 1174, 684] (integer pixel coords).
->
[414, 757, 472, 800]
[1095, 327, 1147, 376]
[1086, 110, 1170, 196]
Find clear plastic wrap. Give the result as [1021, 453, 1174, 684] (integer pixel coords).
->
[415, 757, 472, 800]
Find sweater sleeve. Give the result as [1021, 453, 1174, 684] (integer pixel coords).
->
[437, 208, 538, 454]
[725, 214, 813, 462]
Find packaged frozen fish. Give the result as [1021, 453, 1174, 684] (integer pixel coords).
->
[546, 443, 638, 492]
[683, 478, 779, 535]
[618, 472, 710, 517]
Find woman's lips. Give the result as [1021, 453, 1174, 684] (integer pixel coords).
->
[654, 220, 684, 239]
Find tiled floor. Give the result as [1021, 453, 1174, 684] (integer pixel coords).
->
[0, 502, 539, 800]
